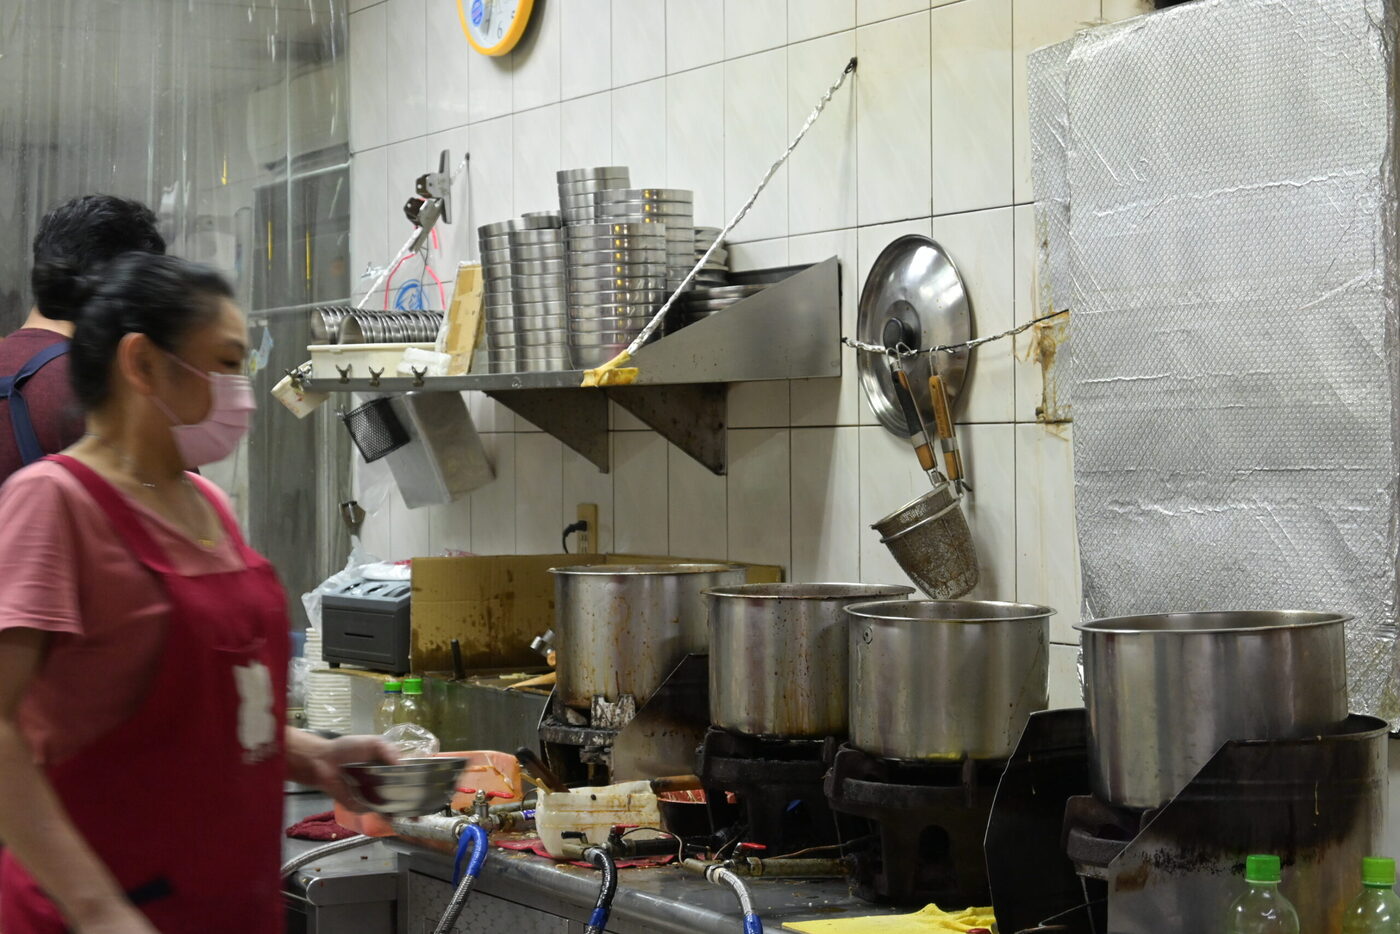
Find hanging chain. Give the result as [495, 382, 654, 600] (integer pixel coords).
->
[622, 57, 860, 357]
[843, 309, 1070, 358]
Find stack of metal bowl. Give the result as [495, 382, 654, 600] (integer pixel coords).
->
[693, 227, 731, 288]
[675, 282, 768, 329]
[478, 220, 518, 372]
[509, 218, 570, 372]
[565, 221, 667, 368]
[338, 310, 444, 344]
[595, 188, 695, 295]
[557, 166, 630, 226]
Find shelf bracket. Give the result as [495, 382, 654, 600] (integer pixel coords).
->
[487, 388, 611, 473]
[608, 383, 728, 475]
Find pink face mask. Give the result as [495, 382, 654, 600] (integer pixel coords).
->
[150, 353, 256, 468]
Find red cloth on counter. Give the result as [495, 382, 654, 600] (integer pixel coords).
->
[286, 811, 360, 841]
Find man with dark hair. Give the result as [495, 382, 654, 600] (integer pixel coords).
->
[0, 195, 166, 483]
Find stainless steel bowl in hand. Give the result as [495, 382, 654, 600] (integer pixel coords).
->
[340, 757, 466, 817]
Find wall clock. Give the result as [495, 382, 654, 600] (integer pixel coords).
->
[456, 0, 534, 56]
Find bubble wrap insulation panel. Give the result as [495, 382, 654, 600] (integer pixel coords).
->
[1038, 0, 1400, 718]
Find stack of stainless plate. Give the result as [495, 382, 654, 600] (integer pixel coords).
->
[557, 166, 630, 226]
[595, 188, 694, 295]
[509, 221, 570, 372]
[565, 221, 666, 368]
[693, 227, 731, 288]
[338, 311, 444, 344]
[478, 220, 518, 372]
[675, 283, 768, 329]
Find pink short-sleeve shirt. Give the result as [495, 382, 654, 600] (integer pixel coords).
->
[0, 460, 246, 764]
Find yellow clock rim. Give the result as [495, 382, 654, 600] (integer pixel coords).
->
[456, 0, 535, 56]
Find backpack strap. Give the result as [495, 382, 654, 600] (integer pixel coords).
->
[0, 342, 72, 466]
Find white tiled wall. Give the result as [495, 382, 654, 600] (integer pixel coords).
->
[347, 0, 1154, 707]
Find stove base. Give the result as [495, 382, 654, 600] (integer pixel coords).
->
[696, 728, 840, 855]
[826, 744, 1002, 908]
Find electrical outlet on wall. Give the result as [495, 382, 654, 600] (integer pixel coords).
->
[577, 503, 599, 554]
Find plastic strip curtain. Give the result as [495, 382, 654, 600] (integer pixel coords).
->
[0, 0, 352, 617]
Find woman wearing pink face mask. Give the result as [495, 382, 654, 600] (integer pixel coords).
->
[0, 253, 394, 934]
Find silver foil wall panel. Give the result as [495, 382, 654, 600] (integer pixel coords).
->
[1032, 0, 1400, 718]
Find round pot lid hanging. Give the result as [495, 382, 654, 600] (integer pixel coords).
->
[856, 235, 973, 438]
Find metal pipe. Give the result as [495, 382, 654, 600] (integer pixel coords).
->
[737, 857, 847, 879]
[582, 846, 619, 934]
[391, 813, 468, 846]
[279, 834, 376, 878]
[705, 865, 763, 934]
[432, 824, 489, 934]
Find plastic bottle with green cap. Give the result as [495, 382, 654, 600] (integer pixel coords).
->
[393, 677, 427, 730]
[1343, 857, 1400, 933]
[1227, 855, 1299, 933]
[373, 680, 402, 733]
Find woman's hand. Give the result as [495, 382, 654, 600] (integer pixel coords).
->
[72, 900, 160, 934]
[285, 730, 399, 811]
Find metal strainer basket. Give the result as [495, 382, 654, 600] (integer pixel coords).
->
[872, 482, 979, 599]
[340, 397, 410, 463]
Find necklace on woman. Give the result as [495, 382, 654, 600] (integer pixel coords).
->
[84, 433, 219, 549]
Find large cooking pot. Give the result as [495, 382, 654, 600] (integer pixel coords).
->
[845, 600, 1052, 760]
[551, 563, 746, 710]
[706, 583, 915, 738]
[1075, 610, 1350, 809]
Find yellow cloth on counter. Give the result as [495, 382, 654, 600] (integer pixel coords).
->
[784, 904, 996, 933]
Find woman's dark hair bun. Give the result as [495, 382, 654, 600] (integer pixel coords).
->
[69, 253, 234, 411]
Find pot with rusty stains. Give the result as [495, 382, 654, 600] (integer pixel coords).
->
[1076, 610, 1350, 809]
[551, 564, 746, 710]
[705, 583, 915, 738]
[845, 599, 1053, 760]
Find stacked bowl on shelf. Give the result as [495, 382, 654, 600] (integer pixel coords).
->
[595, 188, 695, 295]
[509, 214, 571, 372]
[478, 219, 518, 372]
[565, 221, 668, 368]
[676, 282, 769, 329]
[557, 166, 630, 226]
[693, 227, 730, 287]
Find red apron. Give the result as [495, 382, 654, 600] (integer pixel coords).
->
[0, 455, 289, 934]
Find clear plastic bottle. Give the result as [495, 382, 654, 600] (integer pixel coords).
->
[394, 677, 427, 730]
[1343, 857, 1400, 933]
[373, 679, 401, 733]
[1227, 855, 1300, 934]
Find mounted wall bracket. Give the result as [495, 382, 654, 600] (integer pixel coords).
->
[304, 257, 840, 475]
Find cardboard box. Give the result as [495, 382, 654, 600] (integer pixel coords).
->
[443, 263, 484, 374]
[409, 553, 782, 673]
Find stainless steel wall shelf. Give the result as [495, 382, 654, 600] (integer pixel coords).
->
[305, 257, 841, 474]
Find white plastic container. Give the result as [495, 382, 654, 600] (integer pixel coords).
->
[533, 781, 660, 858]
[308, 342, 435, 380]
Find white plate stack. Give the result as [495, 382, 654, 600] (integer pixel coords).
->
[509, 217, 571, 372]
[595, 188, 695, 296]
[479, 219, 518, 372]
[565, 222, 667, 368]
[303, 628, 352, 734]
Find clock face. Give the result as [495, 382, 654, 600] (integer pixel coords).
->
[457, 0, 534, 56]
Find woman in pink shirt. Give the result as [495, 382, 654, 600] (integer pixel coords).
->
[0, 253, 392, 934]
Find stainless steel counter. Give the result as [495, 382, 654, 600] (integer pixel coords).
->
[283, 792, 900, 934]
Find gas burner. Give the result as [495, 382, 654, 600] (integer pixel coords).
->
[1061, 795, 1153, 879]
[696, 727, 840, 855]
[537, 693, 641, 785]
[825, 743, 1004, 907]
